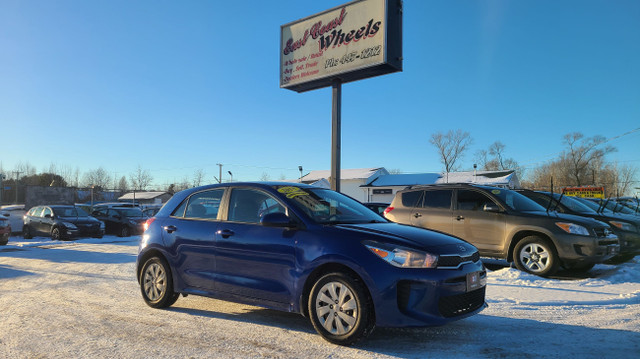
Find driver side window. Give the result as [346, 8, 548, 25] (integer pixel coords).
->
[457, 190, 496, 211]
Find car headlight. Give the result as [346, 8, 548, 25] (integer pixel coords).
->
[129, 220, 138, 226]
[555, 222, 590, 236]
[62, 222, 77, 230]
[364, 241, 438, 268]
[609, 221, 637, 232]
[99, 221, 105, 229]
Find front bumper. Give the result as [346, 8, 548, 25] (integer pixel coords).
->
[369, 261, 487, 328]
[553, 233, 620, 265]
[63, 225, 105, 238]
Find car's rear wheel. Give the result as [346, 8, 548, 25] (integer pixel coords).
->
[119, 226, 130, 237]
[308, 272, 374, 346]
[23, 225, 33, 239]
[51, 227, 61, 241]
[140, 256, 179, 308]
[513, 236, 559, 277]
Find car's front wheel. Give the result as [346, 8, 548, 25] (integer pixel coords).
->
[119, 226, 130, 237]
[51, 227, 61, 241]
[513, 236, 559, 277]
[140, 256, 179, 308]
[308, 272, 374, 346]
[23, 225, 33, 239]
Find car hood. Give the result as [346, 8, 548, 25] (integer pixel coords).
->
[519, 210, 608, 227]
[334, 222, 477, 255]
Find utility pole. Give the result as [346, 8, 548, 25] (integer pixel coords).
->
[216, 164, 223, 184]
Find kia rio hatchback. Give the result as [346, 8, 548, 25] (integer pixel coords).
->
[136, 183, 486, 345]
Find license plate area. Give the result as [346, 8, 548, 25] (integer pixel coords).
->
[466, 271, 482, 292]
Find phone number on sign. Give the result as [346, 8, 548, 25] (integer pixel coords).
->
[324, 45, 382, 69]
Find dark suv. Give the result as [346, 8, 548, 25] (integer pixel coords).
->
[385, 184, 619, 276]
[91, 207, 147, 237]
[516, 190, 640, 264]
[23, 205, 105, 240]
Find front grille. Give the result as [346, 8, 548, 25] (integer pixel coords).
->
[594, 227, 612, 237]
[438, 287, 486, 318]
[438, 251, 480, 268]
[598, 239, 618, 246]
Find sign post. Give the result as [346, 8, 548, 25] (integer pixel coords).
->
[281, 0, 402, 191]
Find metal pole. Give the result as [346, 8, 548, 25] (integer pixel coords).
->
[217, 164, 223, 184]
[331, 79, 342, 192]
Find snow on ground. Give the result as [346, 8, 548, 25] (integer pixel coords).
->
[1, 235, 639, 358]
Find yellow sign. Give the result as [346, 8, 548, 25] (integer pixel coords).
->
[562, 187, 605, 199]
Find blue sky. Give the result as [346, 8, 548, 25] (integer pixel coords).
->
[1, 0, 638, 188]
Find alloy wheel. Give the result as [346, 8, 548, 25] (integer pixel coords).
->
[143, 262, 167, 302]
[314, 281, 358, 335]
[519, 242, 550, 273]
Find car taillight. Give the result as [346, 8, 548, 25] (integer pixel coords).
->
[383, 206, 394, 216]
[143, 217, 155, 232]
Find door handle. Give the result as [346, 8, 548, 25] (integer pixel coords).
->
[164, 225, 177, 233]
[456, 216, 465, 221]
[218, 229, 235, 238]
[413, 213, 422, 218]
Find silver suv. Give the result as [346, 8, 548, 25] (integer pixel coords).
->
[385, 184, 619, 276]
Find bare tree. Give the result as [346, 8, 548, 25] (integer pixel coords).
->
[129, 165, 153, 191]
[192, 169, 205, 187]
[429, 130, 472, 172]
[475, 141, 525, 178]
[118, 176, 128, 192]
[387, 168, 402, 174]
[562, 132, 615, 186]
[259, 172, 271, 181]
[82, 167, 110, 189]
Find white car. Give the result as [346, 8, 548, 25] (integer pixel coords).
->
[0, 204, 25, 234]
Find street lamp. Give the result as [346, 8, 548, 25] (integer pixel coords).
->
[228, 171, 233, 183]
[298, 166, 303, 183]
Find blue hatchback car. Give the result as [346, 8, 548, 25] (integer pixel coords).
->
[136, 183, 486, 345]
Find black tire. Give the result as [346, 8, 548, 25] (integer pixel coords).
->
[513, 236, 559, 277]
[140, 256, 179, 308]
[119, 226, 130, 237]
[23, 225, 33, 239]
[51, 227, 61, 241]
[308, 272, 374, 346]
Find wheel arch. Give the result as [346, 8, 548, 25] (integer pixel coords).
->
[137, 248, 171, 284]
[298, 262, 374, 320]
[507, 230, 555, 262]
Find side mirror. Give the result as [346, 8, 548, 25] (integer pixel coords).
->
[1, 212, 9, 217]
[261, 212, 295, 228]
[483, 203, 502, 213]
[44, 214, 52, 218]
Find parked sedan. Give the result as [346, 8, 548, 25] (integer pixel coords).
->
[137, 182, 487, 345]
[23, 205, 105, 240]
[92, 207, 147, 237]
[0, 216, 10, 245]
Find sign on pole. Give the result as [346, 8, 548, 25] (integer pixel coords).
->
[280, 0, 402, 93]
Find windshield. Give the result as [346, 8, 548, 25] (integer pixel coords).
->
[53, 207, 89, 217]
[553, 194, 598, 214]
[116, 208, 145, 218]
[489, 188, 546, 212]
[603, 200, 635, 215]
[275, 186, 386, 224]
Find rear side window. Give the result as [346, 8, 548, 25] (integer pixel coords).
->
[401, 191, 423, 207]
[457, 190, 495, 211]
[183, 189, 224, 220]
[422, 190, 452, 209]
